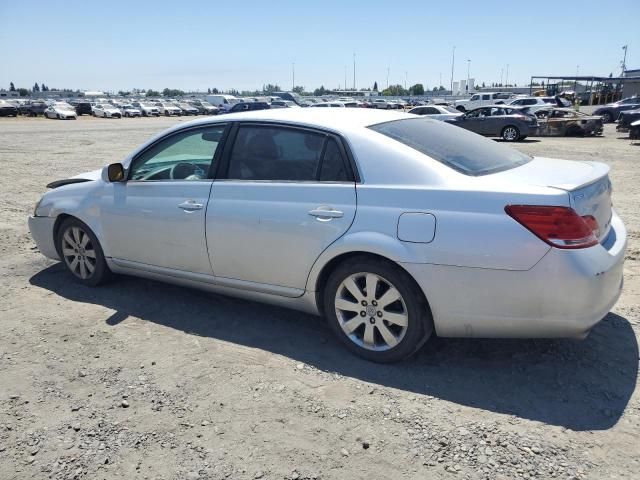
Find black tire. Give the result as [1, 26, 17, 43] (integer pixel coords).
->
[323, 256, 433, 363]
[456, 105, 466, 112]
[601, 111, 613, 123]
[501, 125, 520, 142]
[56, 217, 111, 287]
[165, 110, 169, 116]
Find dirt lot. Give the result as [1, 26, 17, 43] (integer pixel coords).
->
[1, 116, 639, 480]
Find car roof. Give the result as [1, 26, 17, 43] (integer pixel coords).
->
[172, 108, 416, 132]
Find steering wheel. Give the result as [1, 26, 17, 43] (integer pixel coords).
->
[170, 162, 202, 180]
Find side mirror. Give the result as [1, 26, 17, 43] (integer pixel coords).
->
[107, 163, 125, 182]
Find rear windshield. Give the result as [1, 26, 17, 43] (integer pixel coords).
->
[368, 118, 531, 176]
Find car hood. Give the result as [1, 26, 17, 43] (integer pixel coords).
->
[72, 168, 103, 181]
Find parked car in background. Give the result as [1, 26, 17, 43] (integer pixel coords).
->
[408, 105, 462, 121]
[223, 101, 270, 114]
[270, 100, 299, 108]
[70, 101, 93, 116]
[28, 109, 626, 363]
[155, 102, 182, 116]
[0, 99, 19, 117]
[121, 105, 142, 117]
[454, 92, 514, 112]
[44, 102, 77, 120]
[445, 106, 537, 141]
[310, 101, 345, 108]
[188, 100, 218, 115]
[27, 101, 48, 117]
[93, 104, 122, 118]
[532, 107, 603, 136]
[131, 102, 160, 117]
[593, 96, 640, 123]
[205, 94, 240, 112]
[629, 120, 640, 140]
[616, 109, 640, 132]
[372, 99, 393, 109]
[177, 102, 199, 115]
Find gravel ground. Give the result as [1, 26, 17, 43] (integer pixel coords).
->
[1, 116, 639, 480]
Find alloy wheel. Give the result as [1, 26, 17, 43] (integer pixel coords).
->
[503, 127, 518, 141]
[61, 226, 97, 280]
[334, 272, 409, 351]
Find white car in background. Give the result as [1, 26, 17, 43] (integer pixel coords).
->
[28, 109, 626, 363]
[310, 101, 345, 108]
[408, 104, 463, 121]
[156, 102, 182, 116]
[372, 99, 393, 109]
[44, 102, 77, 120]
[454, 92, 515, 111]
[131, 102, 160, 117]
[121, 105, 142, 117]
[93, 104, 122, 118]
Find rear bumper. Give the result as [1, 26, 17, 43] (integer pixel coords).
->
[28, 216, 59, 260]
[402, 211, 626, 338]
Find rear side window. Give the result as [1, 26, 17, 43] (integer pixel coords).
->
[368, 118, 531, 176]
[227, 126, 352, 182]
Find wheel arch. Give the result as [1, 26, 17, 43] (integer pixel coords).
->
[311, 247, 431, 319]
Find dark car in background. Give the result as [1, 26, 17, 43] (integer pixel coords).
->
[616, 109, 640, 132]
[224, 101, 270, 114]
[593, 96, 640, 123]
[71, 101, 93, 116]
[0, 100, 19, 117]
[28, 101, 48, 116]
[445, 105, 538, 141]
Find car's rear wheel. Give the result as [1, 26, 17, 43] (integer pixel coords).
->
[324, 257, 433, 363]
[56, 218, 111, 287]
[501, 125, 520, 141]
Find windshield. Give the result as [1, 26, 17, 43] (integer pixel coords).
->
[442, 106, 459, 113]
[368, 118, 531, 176]
[55, 103, 72, 109]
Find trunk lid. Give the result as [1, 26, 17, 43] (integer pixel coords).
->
[492, 157, 613, 242]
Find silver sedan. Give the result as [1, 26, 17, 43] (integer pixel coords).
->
[29, 109, 626, 362]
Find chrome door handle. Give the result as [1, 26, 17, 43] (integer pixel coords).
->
[308, 207, 344, 219]
[178, 201, 204, 211]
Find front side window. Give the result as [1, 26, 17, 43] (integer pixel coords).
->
[129, 125, 226, 181]
[226, 126, 351, 182]
[482, 94, 490, 100]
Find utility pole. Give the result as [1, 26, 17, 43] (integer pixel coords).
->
[405, 71, 408, 91]
[353, 53, 356, 90]
[344, 66, 347, 92]
[500, 68, 503, 86]
[449, 46, 455, 94]
[505, 64, 509, 87]
[386, 66, 390, 89]
[621, 45, 628, 76]
[466, 59, 470, 92]
[439, 72, 442, 89]
[292, 62, 295, 91]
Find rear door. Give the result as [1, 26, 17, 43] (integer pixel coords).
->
[206, 123, 357, 294]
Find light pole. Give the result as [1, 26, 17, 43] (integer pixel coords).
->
[405, 71, 408, 91]
[292, 62, 295, 91]
[439, 72, 442, 89]
[466, 59, 470, 92]
[353, 53, 356, 90]
[344, 66, 347, 92]
[621, 45, 628, 75]
[386, 66, 390, 89]
[505, 64, 509, 87]
[500, 68, 503, 86]
[449, 46, 456, 94]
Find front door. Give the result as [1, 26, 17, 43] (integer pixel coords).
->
[100, 124, 227, 275]
[206, 124, 357, 293]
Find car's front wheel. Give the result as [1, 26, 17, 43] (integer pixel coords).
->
[600, 111, 613, 123]
[324, 256, 433, 363]
[56, 217, 111, 286]
[501, 125, 520, 141]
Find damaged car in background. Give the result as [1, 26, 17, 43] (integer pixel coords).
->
[525, 107, 603, 137]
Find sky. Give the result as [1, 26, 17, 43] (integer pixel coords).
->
[1, 0, 638, 93]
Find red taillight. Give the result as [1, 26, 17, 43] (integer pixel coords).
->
[505, 205, 599, 249]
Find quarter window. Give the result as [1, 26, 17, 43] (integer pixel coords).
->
[319, 139, 349, 182]
[129, 125, 226, 181]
